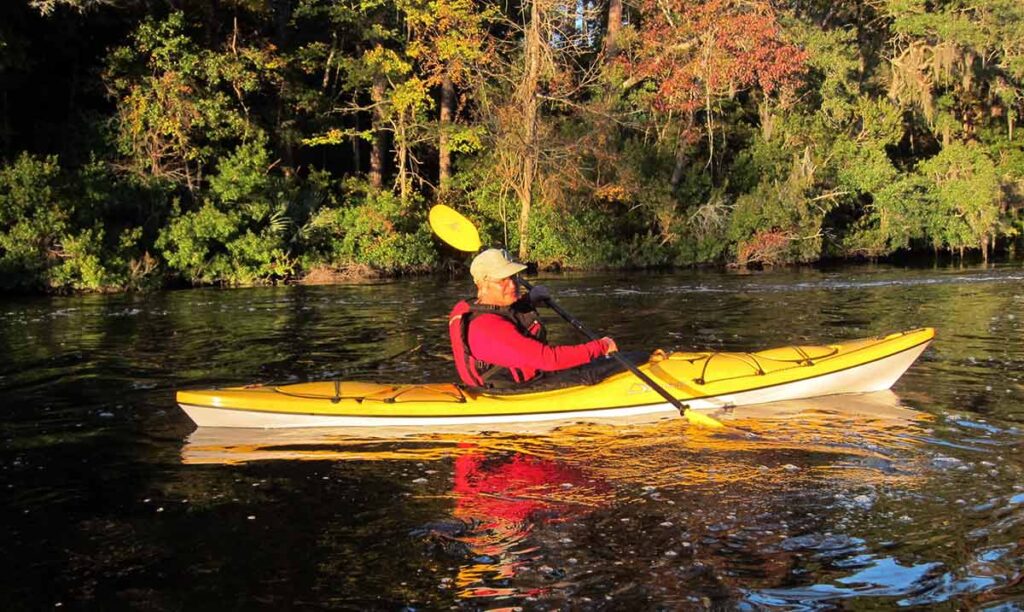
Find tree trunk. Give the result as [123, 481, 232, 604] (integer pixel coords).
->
[605, 0, 622, 57]
[580, 0, 588, 40]
[670, 146, 687, 190]
[669, 116, 697, 189]
[397, 112, 409, 203]
[351, 112, 362, 174]
[438, 73, 454, 195]
[322, 33, 337, 91]
[270, 0, 294, 173]
[370, 74, 387, 190]
[517, 0, 543, 261]
[1, 90, 9, 154]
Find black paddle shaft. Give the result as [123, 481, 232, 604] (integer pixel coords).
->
[516, 278, 689, 414]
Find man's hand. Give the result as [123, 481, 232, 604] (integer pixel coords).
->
[600, 337, 618, 355]
[528, 284, 551, 306]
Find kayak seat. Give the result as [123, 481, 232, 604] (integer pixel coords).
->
[467, 351, 652, 396]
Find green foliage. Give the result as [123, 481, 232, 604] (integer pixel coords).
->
[300, 181, 436, 271]
[0, 154, 68, 289]
[0, 153, 157, 291]
[157, 200, 237, 283]
[6, 0, 1024, 295]
[917, 142, 1001, 250]
[208, 139, 273, 204]
[29, 0, 115, 16]
[727, 149, 833, 265]
[672, 192, 732, 266]
[104, 12, 274, 189]
[730, 137, 792, 194]
[442, 158, 521, 249]
[47, 226, 110, 291]
[157, 199, 295, 285]
[444, 124, 487, 154]
[156, 139, 294, 285]
[784, 18, 862, 126]
[527, 205, 618, 269]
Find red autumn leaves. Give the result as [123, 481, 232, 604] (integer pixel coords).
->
[624, 0, 807, 114]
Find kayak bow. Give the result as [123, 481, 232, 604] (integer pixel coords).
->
[177, 328, 934, 429]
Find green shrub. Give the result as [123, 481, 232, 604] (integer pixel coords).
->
[727, 153, 829, 266]
[47, 227, 110, 291]
[527, 204, 617, 268]
[157, 199, 294, 285]
[917, 142, 1001, 253]
[300, 181, 436, 273]
[0, 154, 69, 290]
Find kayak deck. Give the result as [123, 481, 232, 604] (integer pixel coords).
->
[177, 328, 934, 428]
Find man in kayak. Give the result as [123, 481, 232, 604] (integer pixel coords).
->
[448, 248, 618, 389]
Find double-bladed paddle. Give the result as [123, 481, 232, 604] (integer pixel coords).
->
[428, 204, 724, 430]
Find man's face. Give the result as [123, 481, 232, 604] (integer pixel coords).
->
[477, 276, 519, 306]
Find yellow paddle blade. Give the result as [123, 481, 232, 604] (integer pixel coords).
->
[429, 204, 481, 252]
[684, 409, 725, 429]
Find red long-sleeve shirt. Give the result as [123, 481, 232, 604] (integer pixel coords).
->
[466, 313, 606, 382]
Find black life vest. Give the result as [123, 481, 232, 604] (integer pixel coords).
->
[448, 298, 546, 387]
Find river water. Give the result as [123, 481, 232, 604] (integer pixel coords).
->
[1, 265, 1022, 609]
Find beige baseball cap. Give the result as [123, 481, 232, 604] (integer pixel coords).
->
[470, 248, 527, 283]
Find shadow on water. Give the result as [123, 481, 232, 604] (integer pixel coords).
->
[1, 264, 1023, 608]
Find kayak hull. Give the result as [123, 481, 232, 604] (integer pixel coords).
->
[178, 328, 934, 429]
[179, 398, 678, 428]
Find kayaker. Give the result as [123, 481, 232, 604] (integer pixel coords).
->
[448, 248, 618, 388]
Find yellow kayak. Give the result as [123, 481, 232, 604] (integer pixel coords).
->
[177, 328, 934, 428]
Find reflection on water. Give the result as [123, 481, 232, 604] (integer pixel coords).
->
[1, 265, 1023, 608]
[175, 392, 964, 606]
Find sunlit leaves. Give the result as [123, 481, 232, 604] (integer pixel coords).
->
[208, 140, 273, 204]
[28, 0, 116, 16]
[445, 125, 486, 154]
[9, 0, 1024, 288]
[0, 154, 68, 283]
[403, 0, 496, 85]
[884, 0, 1024, 137]
[623, 0, 808, 114]
[0, 154, 145, 291]
[918, 141, 1001, 249]
[105, 12, 280, 190]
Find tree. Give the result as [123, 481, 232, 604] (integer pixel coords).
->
[884, 0, 1024, 144]
[104, 12, 281, 192]
[622, 0, 806, 181]
[405, 0, 494, 195]
[605, 0, 623, 57]
[0, 154, 68, 288]
[28, 0, 117, 15]
[919, 141, 1001, 260]
[476, 0, 609, 259]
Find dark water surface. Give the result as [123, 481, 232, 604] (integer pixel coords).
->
[1, 265, 1022, 609]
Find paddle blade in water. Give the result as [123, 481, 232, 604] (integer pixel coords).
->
[684, 409, 725, 429]
[429, 204, 481, 252]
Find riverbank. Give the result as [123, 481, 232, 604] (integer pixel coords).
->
[4, 248, 1022, 297]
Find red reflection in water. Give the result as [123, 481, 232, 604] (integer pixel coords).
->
[453, 451, 604, 524]
[446, 446, 610, 599]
